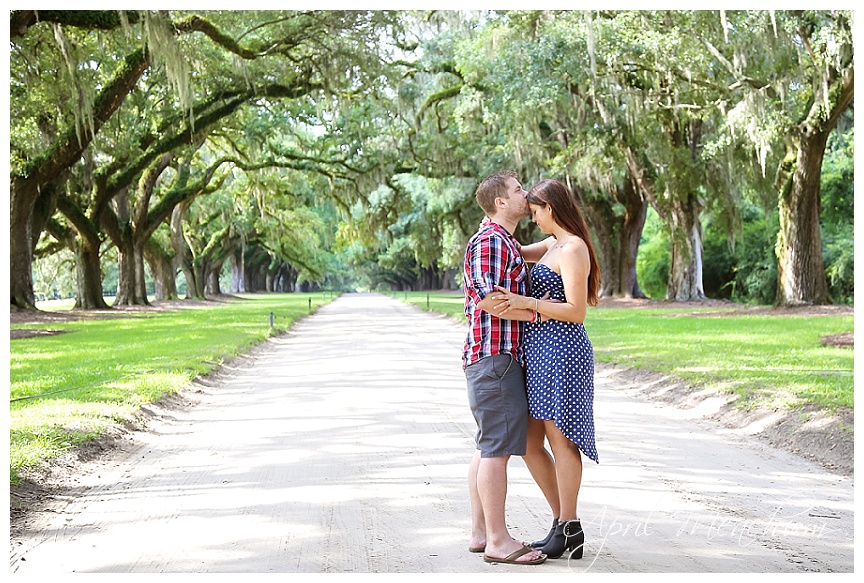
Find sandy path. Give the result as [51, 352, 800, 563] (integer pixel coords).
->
[9, 294, 853, 573]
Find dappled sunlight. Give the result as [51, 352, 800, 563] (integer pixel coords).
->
[590, 308, 853, 410]
[11, 295, 853, 574]
[589, 376, 852, 567]
[7, 3, 854, 572]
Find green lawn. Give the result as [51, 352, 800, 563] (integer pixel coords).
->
[394, 291, 854, 412]
[9, 290, 853, 485]
[9, 293, 336, 484]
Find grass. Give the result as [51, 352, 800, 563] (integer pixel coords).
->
[392, 291, 854, 412]
[9, 290, 854, 485]
[9, 293, 337, 484]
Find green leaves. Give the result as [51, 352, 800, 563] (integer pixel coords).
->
[12, 10, 854, 301]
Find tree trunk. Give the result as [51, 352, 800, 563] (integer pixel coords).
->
[72, 233, 110, 310]
[443, 268, 458, 290]
[187, 269, 206, 299]
[144, 239, 178, 301]
[31, 182, 61, 251]
[630, 115, 706, 303]
[169, 203, 199, 299]
[9, 190, 38, 309]
[54, 189, 110, 309]
[583, 197, 619, 298]
[585, 187, 647, 299]
[111, 153, 176, 307]
[419, 264, 443, 291]
[617, 175, 648, 299]
[230, 254, 243, 293]
[177, 244, 201, 299]
[265, 269, 275, 292]
[775, 130, 830, 306]
[244, 248, 272, 292]
[111, 184, 150, 307]
[206, 262, 222, 295]
[270, 264, 282, 292]
[275, 263, 292, 292]
[773, 56, 852, 306]
[665, 193, 706, 302]
[283, 263, 298, 292]
[189, 252, 211, 299]
[229, 243, 247, 293]
[245, 264, 260, 292]
[115, 235, 151, 306]
[189, 259, 208, 299]
[9, 178, 61, 310]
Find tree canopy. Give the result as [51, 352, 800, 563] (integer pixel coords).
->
[8, 10, 854, 309]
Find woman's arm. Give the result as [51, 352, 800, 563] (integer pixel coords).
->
[477, 294, 536, 321]
[556, 240, 590, 323]
[490, 239, 590, 323]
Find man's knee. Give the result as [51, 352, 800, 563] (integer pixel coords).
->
[479, 454, 511, 468]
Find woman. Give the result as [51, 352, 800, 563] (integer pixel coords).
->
[491, 179, 600, 560]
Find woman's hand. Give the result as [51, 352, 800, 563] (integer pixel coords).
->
[491, 287, 558, 321]
[490, 286, 528, 314]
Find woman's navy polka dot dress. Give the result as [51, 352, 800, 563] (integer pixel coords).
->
[525, 263, 598, 463]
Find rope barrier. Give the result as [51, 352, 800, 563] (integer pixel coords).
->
[10, 370, 155, 403]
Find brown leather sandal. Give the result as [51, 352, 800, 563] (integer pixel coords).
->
[483, 544, 547, 565]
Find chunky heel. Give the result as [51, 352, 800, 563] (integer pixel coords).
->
[566, 519, 584, 559]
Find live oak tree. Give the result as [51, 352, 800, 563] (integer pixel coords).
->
[10, 10, 853, 306]
[298, 15, 478, 291]
[10, 12, 151, 309]
[439, 10, 852, 304]
[465, 11, 651, 298]
[706, 10, 854, 305]
[11, 10, 399, 309]
[411, 11, 652, 298]
[584, 11, 722, 302]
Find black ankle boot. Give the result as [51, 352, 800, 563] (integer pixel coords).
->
[536, 519, 583, 559]
[531, 518, 558, 548]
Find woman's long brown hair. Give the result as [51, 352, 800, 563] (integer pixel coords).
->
[528, 179, 601, 306]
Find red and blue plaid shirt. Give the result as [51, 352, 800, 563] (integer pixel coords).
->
[462, 222, 529, 369]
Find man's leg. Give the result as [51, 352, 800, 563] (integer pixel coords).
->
[468, 449, 486, 550]
[478, 454, 544, 562]
[477, 454, 510, 548]
[466, 355, 543, 562]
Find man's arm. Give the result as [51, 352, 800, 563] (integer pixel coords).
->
[467, 231, 535, 321]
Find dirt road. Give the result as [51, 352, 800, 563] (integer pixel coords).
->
[9, 294, 854, 573]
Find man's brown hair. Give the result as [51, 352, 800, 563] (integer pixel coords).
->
[475, 170, 517, 216]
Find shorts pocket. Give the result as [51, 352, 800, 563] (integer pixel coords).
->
[489, 354, 515, 379]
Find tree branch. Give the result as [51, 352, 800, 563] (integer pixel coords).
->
[10, 10, 142, 38]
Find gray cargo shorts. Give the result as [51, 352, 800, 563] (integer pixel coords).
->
[465, 353, 528, 458]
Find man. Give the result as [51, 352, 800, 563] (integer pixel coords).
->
[462, 171, 546, 565]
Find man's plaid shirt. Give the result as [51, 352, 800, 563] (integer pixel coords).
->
[462, 221, 529, 369]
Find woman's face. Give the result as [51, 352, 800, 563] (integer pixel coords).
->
[530, 202, 553, 234]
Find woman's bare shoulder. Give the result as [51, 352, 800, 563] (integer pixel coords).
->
[559, 237, 590, 266]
